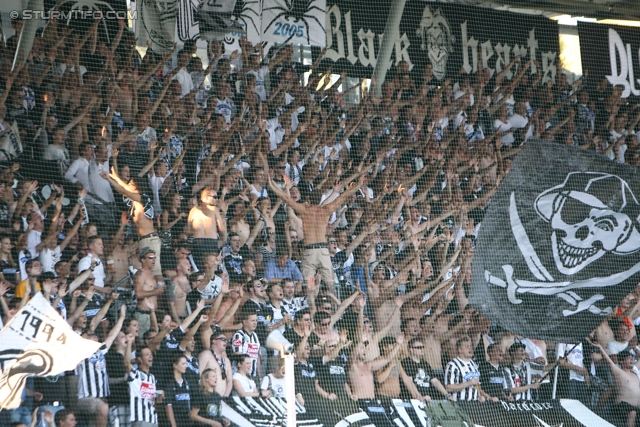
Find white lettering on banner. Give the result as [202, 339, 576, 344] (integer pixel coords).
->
[501, 401, 553, 411]
[325, 5, 412, 69]
[481, 40, 494, 76]
[606, 28, 640, 98]
[541, 51, 557, 84]
[357, 28, 377, 67]
[495, 43, 512, 79]
[460, 26, 552, 80]
[528, 29, 539, 74]
[461, 22, 478, 74]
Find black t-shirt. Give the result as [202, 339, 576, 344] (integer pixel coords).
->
[0, 200, 10, 229]
[401, 358, 444, 400]
[184, 353, 200, 389]
[243, 299, 273, 343]
[478, 360, 508, 398]
[191, 390, 223, 426]
[162, 377, 192, 426]
[105, 350, 129, 405]
[294, 360, 318, 398]
[317, 353, 349, 396]
[330, 251, 348, 282]
[283, 328, 319, 350]
[224, 253, 244, 283]
[186, 288, 211, 311]
[153, 327, 187, 382]
[0, 258, 18, 285]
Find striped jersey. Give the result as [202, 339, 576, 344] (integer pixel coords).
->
[444, 357, 480, 401]
[77, 346, 110, 399]
[231, 329, 260, 377]
[129, 368, 158, 424]
[505, 362, 532, 401]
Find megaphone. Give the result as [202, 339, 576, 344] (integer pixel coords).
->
[266, 329, 295, 355]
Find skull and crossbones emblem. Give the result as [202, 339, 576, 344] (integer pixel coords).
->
[486, 172, 640, 317]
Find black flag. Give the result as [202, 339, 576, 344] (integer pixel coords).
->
[470, 140, 640, 342]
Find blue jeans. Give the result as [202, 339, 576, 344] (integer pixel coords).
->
[9, 406, 32, 425]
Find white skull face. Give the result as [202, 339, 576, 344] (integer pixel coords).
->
[418, 7, 452, 81]
[550, 193, 633, 275]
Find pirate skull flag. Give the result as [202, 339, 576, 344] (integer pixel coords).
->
[470, 140, 640, 342]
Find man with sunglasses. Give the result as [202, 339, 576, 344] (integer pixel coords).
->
[401, 338, 450, 402]
[187, 187, 227, 271]
[199, 329, 233, 397]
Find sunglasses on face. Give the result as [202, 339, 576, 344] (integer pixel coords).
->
[411, 345, 425, 349]
[214, 337, 227, 342]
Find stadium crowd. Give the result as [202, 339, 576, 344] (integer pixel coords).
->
[1, 12, 640, 427]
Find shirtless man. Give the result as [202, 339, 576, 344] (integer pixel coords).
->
[268, 176, 363, 288]
[171, 259, 192, 320]
[198, 328, 233, 397]
[348, 333, 405, 404]
[591, 341, 640, 427]
[107, 213, 135, 290]
[102, 170, 163, 278]
[375, 336, 415, 399]
[188, 188, 227, 271]
[134, 247, 165, 337]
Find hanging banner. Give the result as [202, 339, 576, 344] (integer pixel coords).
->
[469, 140, 640, 342]
[223, 397, 612, 427]
[0, 294, 101, 409]
[137, 0, 180, 53]
[261, 0, 326, 47]
[578, 21, 640, 99]
[322, 0, 559, 80]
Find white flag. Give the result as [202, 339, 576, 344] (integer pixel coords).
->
[260, 0, 326, 47]
[0, 293, 101, 409]
[136, 0, 180, 53]
[0, 121, 23, 161]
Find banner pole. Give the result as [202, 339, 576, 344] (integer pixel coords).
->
[372, 0, 406, 98]
[12, 0, 42, 73]
[284, 354, 296, 427]
[552, 365, 558, 399]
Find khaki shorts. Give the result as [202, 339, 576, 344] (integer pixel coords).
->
[139, 235, 162, 276]
[77, 396, 107, 414]
[301, 247, 335, 288]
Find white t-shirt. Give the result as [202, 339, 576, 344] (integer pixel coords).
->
[233, 372, 256, 395]
[494, 119, 514, 145]
[89, 158, 115, 204]
[607, 340, 629, 356]
[44, 144, 70, 171]
[557, 343, 584, 381]
[27, 230, 42, 258]
[78, 253, 106, 288]
[173, 67, 194, 98]
[260, 374, 287, 398]
[246, 66, 270, 101]
[39, 246, 62, 273]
